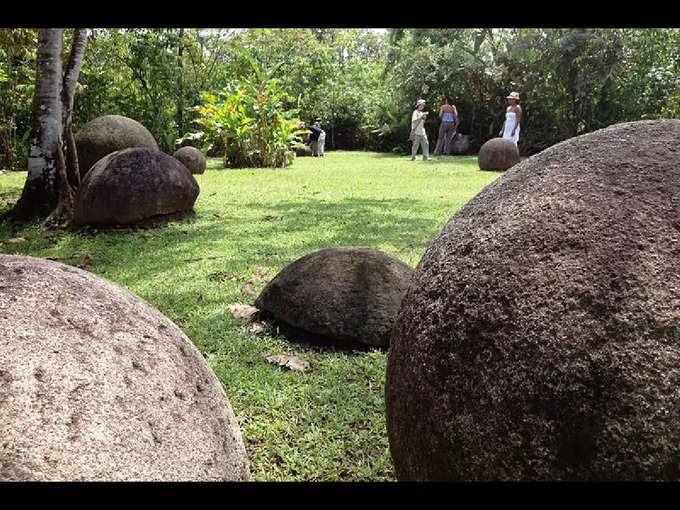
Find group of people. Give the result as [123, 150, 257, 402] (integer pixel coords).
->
[303, 91, 523, 161]
[410, 91, 522, 160]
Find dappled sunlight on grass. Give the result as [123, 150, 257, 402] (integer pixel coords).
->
[0, 150, 501, 481]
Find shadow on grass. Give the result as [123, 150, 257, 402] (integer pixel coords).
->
[2, 195, 444, 353]
[252, 310, 387, 354]
[47, 196, 443, 281]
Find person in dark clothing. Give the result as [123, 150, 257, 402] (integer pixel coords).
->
[307, 120, 326, 157]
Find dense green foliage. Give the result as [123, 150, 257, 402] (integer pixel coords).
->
[0, 152, 502, 480]
[383, 28, 680, 154]
[1, 27, 680, 167]
[0, 29, 37, 171]
[186, 52, 307, 168]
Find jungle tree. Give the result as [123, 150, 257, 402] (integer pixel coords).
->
[5, 28, 87, 223]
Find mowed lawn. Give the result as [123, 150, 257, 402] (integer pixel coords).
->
[0, 151, 502, 481]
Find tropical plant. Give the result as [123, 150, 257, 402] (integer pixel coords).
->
[182, 50, 308, 168]
[0, 28, 37, 171]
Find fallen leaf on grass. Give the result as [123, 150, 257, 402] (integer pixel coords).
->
[197, 293, 205, 303]
[248, 322, 266, 334]
[251, 266, 269, 280]
[5, 237, 26, 243]
[228, 304, 259, 318]
[240, 283, 255, 296]
[266, 354, 310, 372]
[236, 267, 270, 296]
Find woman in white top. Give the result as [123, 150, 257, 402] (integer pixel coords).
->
[499, 91, 522, 145]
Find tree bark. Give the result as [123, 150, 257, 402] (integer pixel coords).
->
[45, 135, 74, 227]
[176, 28, 185, 140]
[61, 28, 87, 191]
[10, 28, 63, 220]
[6, 28, 87, 225]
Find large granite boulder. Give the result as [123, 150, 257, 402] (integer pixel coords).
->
[477, 137, 520, 171]
[173, 146, 206, 175]
[74, 147, 199, 226]
[75, 115, 159, 177]
[255, 247, 414, 347]
[0, 255, 250, 481]
[386, 119, 680, 481]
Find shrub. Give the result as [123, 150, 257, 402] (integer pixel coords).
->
[179, 51, 308, 168]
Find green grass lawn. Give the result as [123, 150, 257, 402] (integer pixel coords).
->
[0, 151, 501, 481]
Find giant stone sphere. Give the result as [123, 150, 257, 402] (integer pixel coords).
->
[0, 255, 250, 481]
[255, 247, 414, 347]
[477, 137, 520, 171]
[75, 115, 159, 177]
[74, 147, 199, 226]
[173, 146, 206, 175]
[386, 120, 680, 481]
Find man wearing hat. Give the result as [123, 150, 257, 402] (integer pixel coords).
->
[411, 99, 431, 161]
[499, 91, 522, 145]
[308, 119, 326, 157]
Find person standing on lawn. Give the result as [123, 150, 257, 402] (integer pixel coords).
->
[499, 91, 522, 145]
[433, 96, 459, 156]
[410, 99, 431, 161]
[308, 120, 326, 157]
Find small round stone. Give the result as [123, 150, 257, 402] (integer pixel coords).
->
[173, 146, 206, 175]
[477, 137, 520, 171]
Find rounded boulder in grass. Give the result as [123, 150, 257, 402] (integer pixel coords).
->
[173, 146, 206, 175]
[74, 114, 159, 177]
[477, 137, 520, 171]
[0, 254, 251, 481]
[387, 119, 680, 481]
[74, 147, 199, 226]
[255, 246, 414, 348]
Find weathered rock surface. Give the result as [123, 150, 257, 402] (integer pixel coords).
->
[255, 247, 414, 347]
[173, 146, 206, 175]
[477, 137, 520, 171]
[386, 120, 680, 481]
[74, 115, 159, 177]
[448, 133, 470, 155]
[74, 147, 199, 226]
[0, 254, 251, 481]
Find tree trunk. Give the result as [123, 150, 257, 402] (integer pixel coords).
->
[6, 28, 87, 225]
[45, 134, 74, 227]
[61, 28, 87, 191]
[10, 28, 63, 220]
[176, 27, 185, 140]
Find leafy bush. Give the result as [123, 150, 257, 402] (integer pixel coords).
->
[180, 52, 308, 168]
